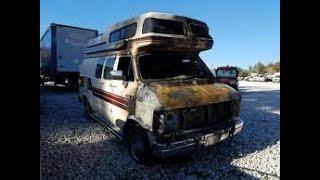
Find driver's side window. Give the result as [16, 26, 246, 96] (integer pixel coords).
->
[117, 56, 134, 81]
[103, 57, 115, 79]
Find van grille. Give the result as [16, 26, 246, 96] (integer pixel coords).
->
[179, 101, 232, 131]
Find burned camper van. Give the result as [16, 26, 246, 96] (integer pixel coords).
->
[78, 12, 243, 163]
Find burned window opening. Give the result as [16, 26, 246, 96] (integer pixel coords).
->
[142, 18, 186, 35]
[138, 53, 213, 81]
[117, 56, 134, 81]
[189, 24, 211, 38]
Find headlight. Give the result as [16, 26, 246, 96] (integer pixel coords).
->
[153, 111, 180, 134]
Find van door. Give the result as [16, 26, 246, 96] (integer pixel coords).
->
[109, 55, 135, 132]
[90, 57, 107, 119]
[99, 56, 116, 126]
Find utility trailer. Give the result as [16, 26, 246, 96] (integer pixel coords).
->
[40, 23, 98, 86]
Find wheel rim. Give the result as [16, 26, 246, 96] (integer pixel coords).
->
[130, 135, 145, 161]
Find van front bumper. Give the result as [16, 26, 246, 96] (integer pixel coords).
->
[152, 118, 243, 158]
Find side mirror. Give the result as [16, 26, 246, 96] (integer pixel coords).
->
[110, 70, 123, 80]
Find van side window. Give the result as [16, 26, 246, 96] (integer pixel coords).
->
[95, 64, 103, 78]
[94, 57, 106, 78]
[103, 57, 116, 79]
[87, 78, 92, 90]
[117, 57, 134, 81]
[109, 23, 137, 43]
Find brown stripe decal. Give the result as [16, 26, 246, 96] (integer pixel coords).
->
[92, 87, 129, 110]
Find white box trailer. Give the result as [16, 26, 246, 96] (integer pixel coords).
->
[40, 23, 98, 86]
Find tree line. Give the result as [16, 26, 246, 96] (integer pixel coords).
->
[237, 61, 280, 77]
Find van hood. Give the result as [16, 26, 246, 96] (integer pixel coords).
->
[149, 82, 240, 110]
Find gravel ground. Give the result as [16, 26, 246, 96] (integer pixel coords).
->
[40, 81, 280, 179]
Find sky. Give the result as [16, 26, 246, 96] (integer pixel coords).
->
[40, 0, 279, 69]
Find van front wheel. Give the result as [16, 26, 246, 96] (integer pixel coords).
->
[128, 127, 152, 163]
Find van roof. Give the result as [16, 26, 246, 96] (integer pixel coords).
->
[108, 12, 207, 28]
[85, 12, 213, 55]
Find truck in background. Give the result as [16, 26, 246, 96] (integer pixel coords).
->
[40, 23, 98, 87]
[215, 66, 239, 90]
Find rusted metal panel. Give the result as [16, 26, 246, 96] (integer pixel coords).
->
[130, 36, 213, 53]
[150, 82, 239, 110]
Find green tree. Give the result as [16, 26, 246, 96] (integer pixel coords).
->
[254, 62, 266, 74]
[248, 66, 254, 73]
[266, 62, 275, 74]
[238, 67, 249, 77]
[273, 61, 280, 72]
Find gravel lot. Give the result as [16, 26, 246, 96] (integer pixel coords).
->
[40, 81, 280, 179]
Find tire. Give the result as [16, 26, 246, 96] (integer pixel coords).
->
[128, 126, 152, 164]
[83, 98, 93, 121]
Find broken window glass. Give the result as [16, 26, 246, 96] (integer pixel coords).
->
[138, 53, 213, 80]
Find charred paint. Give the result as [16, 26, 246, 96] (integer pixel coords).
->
[150, 82, 238, 110]
[128, 36, 213, 53]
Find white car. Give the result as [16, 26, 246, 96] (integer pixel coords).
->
[272, 75, 280, 83]
[272, 73, 280, 83]
[253, 74, 266, 82]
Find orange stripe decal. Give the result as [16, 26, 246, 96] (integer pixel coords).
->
[92, 87, 129, 110]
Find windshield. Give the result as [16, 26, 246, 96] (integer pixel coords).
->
[138, 53, 213, 81]
[216, 69, 237, 78]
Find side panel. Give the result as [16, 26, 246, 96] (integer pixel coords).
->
[40, 27, 55, 75]
[79, 58, 104, 119]
[99, 56, 124, 131]
[56, 26, 97, 72]
[109, 55, 135, 132]
[89, 57, 107, 120]
[79, 58, 95, 96]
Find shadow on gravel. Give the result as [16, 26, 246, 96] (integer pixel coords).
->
[40, 87, 280, 179]
[41, 85, 79, 93]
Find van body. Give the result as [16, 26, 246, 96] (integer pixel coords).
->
[40, 23, 98, 86]
[79, 12, 243, 163]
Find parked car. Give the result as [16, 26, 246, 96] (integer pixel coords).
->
[243, 76, 251, 81]
[253, 74, 266, 82]
[265, 74, 273, 82]
[78, 12, 243, 163]
[272, 73, 280, 83]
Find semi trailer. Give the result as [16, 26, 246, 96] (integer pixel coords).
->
[40, 23, 98, 86]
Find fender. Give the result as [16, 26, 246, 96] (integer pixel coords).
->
[126, 115, 153, 131]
